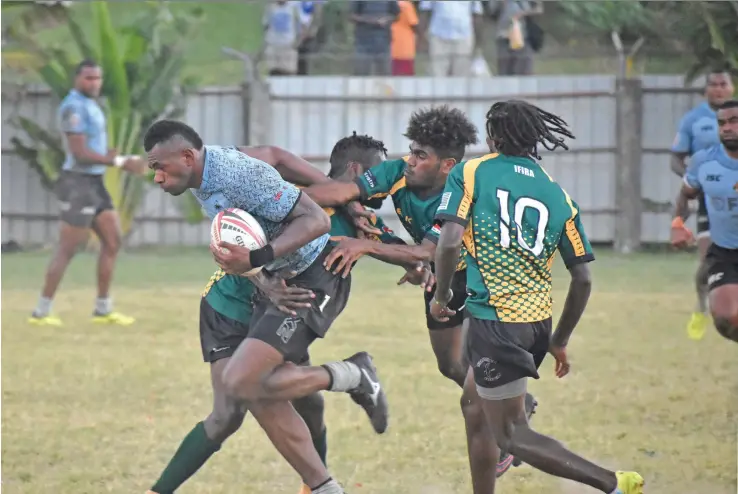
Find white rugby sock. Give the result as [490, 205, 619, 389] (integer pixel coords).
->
[311, 478, 343, 494]
[33, 296, 53, 317]
[322, 361, 361, 392]
[95, 297, 113, 315]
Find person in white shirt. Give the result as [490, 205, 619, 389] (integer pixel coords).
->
[418, 0, 484, 77]
[262, 0, 304, 75]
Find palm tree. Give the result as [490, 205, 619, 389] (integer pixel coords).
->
[6, 2, 207, 238]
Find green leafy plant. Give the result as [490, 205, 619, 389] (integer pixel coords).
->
[6, 2, 205, 237]
[672, 0, 738, 83]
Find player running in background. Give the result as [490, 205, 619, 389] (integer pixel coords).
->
[146, 134, 400, 494]
[144, 120, 389, 494]
[430, 100, 644, 494]
[670, 69, 734, 340]
[671, 100, 738, 343]
[303, 106, 533, 478]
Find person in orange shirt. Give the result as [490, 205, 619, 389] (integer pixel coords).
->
[391, 0, 418, 76]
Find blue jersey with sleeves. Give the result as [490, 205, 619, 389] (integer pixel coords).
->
[684, 145, 738, 249]
[191, 146, 329, 275]
[58, 89, 108, 175]
[671, 102, 719, 156]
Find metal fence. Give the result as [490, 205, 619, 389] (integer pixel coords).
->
[1, 74, 702, 248]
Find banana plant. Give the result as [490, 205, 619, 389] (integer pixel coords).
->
[7, 2, 206, 238]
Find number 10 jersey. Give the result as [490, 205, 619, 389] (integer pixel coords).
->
[434, 153, 595, 323]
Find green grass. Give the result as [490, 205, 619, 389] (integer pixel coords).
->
[2, 249, 737, 493]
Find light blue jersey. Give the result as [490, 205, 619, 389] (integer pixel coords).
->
[684, 145, 738, 249]
[672, 102, 720, 156]
[191, 145, 329, 275]
[58, 89, 108, 175]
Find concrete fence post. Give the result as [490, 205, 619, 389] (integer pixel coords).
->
[614, 77, 643, 254]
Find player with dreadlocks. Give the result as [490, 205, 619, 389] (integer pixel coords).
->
[302, 105, 536, 480]
[430, 100, 644, 493]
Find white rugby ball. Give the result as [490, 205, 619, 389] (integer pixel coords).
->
[211, 208, 268, 276]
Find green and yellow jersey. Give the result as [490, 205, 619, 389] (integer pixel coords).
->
[355, 157, 466, 269]
[435, 153, 594, 323]
[202, 206, 401, 323]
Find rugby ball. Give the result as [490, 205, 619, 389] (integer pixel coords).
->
[211, 208, 268, 276]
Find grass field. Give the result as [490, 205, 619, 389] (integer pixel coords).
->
[2, 248, 736, 494]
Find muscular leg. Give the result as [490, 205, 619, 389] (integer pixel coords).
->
[292, 358, 328, 467]
[710, 284, 738, 342]
[695, 235, 712, 314]
[461, 369, 500, 494]
[32, 222, 89, 319]
[428, 325, 468, 387]
[221, 338, 333, 489]
[479, 384, 618, 493]
[91, 210, 121, 303]
[150, 358, 247, 494]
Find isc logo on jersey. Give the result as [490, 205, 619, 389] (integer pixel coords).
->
[431, 224, 442, 236]
[210, 208, 267, 276]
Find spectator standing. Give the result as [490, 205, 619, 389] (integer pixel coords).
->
[296, 1, 325, 75]
[491, 0, 543, 76]
[391, 0, 419, 76]
[418, 1, 484, 77]
[262, 0, 303, 76]
[350, 1, 400, 76]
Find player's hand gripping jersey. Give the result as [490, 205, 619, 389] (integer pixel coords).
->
[435, 153, 595, 322]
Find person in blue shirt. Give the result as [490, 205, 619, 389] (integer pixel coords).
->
[669, 69, 734, 340]
[29, 60, 146, 327]
[143, 120, 389, 494]
[672, 99, 738, 344]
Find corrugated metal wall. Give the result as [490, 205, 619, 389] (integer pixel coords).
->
[1, 74, 701, 247]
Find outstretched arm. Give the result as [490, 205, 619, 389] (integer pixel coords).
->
[324, 236, 434, 278]
[303, 180, 363, 207]
[237, 145, 330, 186]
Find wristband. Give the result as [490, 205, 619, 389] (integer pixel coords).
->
[250, 244, 275, 268]
[113, 155, 127, 168]
[671, 217, 685, 228]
